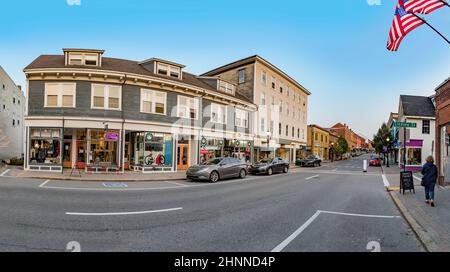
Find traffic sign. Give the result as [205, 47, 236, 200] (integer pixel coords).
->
[393, 122, 417, 128]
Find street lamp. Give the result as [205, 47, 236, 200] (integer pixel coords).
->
[386, 137, 390, 167]
[330, 142, 334, 162]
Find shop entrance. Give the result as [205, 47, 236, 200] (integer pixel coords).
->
[177, 144, 189, 170]
[63, 141, 72, 168]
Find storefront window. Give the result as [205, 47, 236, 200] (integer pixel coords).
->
[407, 148, 422, 165]
[131, 132, 173, 170]
[88, 130, 119, 165]
[29, 128, 62, 165]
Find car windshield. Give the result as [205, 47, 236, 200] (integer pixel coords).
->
[202, 158, 222, 165]
[259, 159, 273, 164]
[306, 156, 316, 160]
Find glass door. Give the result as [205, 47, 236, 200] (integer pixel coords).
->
[177, 144, 189, 170]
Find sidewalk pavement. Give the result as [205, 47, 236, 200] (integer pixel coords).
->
[382, 165, 450, 252]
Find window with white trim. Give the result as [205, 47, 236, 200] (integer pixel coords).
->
[218, 80, 235, 95]
[260, 117, 265, 133]
[141, 89, 167, 114]
[177, 95, 199, 119]
[235, 109, 249, 128]
[238, 69, 246, 84]
[91, 84, 122, 110]
[45, 83, 76, 108]
[68, 53, 99, 66]
[261, 93, 266, 106]
[157, 62, 181, 79]
[261, 71, 267, 85]
[271, 76, 276, 89]
[211, 103, 227, 124]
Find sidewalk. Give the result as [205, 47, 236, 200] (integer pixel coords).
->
[5, 166, 187, 182]
[382, 165, 450, 252]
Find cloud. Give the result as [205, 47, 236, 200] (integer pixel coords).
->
[367, 0, 382, 5]
[67, 0, 81, 6]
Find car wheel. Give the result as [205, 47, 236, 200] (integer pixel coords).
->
[239, 169, 247, 179]
[267, 167, 273, 176]
[283, 166, 288, 173]
[209, 171, 220, 183]
[314, 162, 318, 167]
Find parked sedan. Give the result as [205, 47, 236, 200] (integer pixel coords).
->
[186, 157, 247, 183]
[296, 155, 322, 167]
[248, 157, 289, 176]
[369, 155, 382, 167]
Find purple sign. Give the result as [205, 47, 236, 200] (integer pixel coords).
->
[104, 132, 119, 141]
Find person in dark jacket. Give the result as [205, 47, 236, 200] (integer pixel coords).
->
[421, 156, 438, 207]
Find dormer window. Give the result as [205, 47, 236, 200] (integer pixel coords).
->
[157, 62, 181, 79]
[64, 49, 104, 67]
[68, 53, 99, 66]
[218, 80, 235, 95]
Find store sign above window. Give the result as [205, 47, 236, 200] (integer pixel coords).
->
[104, 132, 119, 141]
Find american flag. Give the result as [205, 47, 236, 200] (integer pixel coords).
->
[403, 0, 447, 14]
[387, 0, 425, 51]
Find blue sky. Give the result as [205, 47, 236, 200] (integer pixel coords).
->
[1, 0, 449, 139]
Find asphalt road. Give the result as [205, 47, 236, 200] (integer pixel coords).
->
[0, 154, 424, 252]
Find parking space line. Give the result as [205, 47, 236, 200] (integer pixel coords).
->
[164, 180, 188, 187]
[0, 169, 10, 177]
[66, 207, 183, 216]
[271, 211, 321, 252]
[271, 210, 400, 252]
[381, 175, 390, 187]
[305, 175, 319, 181]
[39, 180, 51, 188]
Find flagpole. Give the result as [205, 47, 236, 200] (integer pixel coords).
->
[412, 13, 450, 45]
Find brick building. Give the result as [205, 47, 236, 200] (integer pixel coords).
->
[435, 77, 450, 185]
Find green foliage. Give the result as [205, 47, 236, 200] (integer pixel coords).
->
[372, 123, 393, 154]
[337, 137, 349, 154]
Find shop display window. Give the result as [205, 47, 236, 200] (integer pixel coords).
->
[132, 132, 173, 170]
[29, 128, 62, 165]
[407, 148, 422, 165]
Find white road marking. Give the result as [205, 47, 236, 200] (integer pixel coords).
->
[381, 175, 390, 187]
[271, 210, 400, 252]
[319, 210, 401, 219]
[164, 180, 188, 187]
[0, 169, 10, 176]
[413, 175, 421, 182]
[39, 180, 51, 188]
[66, 207, 183, 216]
[271, 211, 321, 252]
[305, 175, 319, 181]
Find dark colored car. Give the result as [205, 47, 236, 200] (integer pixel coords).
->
[296, 155, 322, 167]
[186, 157, 247, 183]
[369, 155, 381, 167]
[248, 157, 289, 176]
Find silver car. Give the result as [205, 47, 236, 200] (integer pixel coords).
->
[186, 157, 248, 183]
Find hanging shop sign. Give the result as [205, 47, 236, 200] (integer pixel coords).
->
[104, 132, 119, 141]
[145, 132, 154, 142]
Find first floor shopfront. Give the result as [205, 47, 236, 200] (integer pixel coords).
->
[24, 118, 254, 173]
[253, 137, 306, 163]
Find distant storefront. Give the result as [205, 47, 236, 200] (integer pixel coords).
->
[435, 78, 450, 185]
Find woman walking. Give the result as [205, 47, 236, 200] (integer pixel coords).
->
[421, 156, 438, 207]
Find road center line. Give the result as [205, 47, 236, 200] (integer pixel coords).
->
[39, 180, 51, 188]
[0, 169, 10, 176]
[66, 207, 183, 216]
[271, 210, 321, 252]
[305, 175, 319, 180]
[381, 174, 390, 187]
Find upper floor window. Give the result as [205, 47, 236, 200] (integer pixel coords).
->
[2, 84, 5, 90]
[211, 103, 227, 124]
[280, 82, 284, 94]
[91, 84, 121, 110]
[68, 53, 99, 66]
[260, 118, 265, 133]
[261, 93, 266, 106]
[218, 80, 235, 95]
[235, 109, 249, 128]
[292, 127, 295, 138]
[13, 97, 15, 104]
[279, 123, 282, 135]
[177, 95, 199, 119]
[286, 125, 289, 137]
[271, 76, 276, 89]
[12, 119, 15, 126]
[261, 71, 267, 85]
[141, 89, 167, 115]
[298, 128, 300, 139]
[238, 69, 246, 84]
[18, 99, 20, 105]
[422, 120, 430, 134]
[45, 83, 76, 108]
[157, 63, 181, 79]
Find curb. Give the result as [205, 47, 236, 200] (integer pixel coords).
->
[388, 191, 439, 252]
[17, 176, 187, 183]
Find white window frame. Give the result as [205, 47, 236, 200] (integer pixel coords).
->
[261, 71, 267, 85]
[177, 95, 199, 120]
[156, 62, 181, 79]
[261, 92, 266, 106]
[140, 88, 167, 115]
[235, 109, 249, 128]
[90, 84, 122, 111]
[210, 103, 227, 124]
[68, 53, 99, 66]
[218, 80, 236, 95]
[44, 83, 76, 108]
[238, 69, 246, 84]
